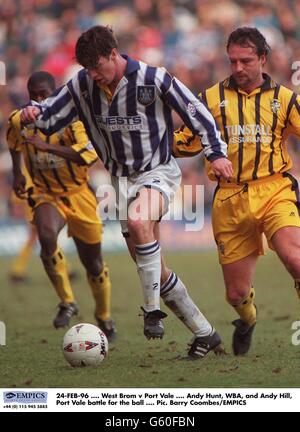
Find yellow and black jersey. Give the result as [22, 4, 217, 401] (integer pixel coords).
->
[21, 162, 34, 190]
[7, 109, 98, 195]
[174, 73, 300, 183]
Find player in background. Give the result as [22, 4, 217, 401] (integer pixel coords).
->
[21, 26, 233, 359]
[8, 164, 79, 283]
[173, 27, 300, 355]
[8, 71, 116, 341]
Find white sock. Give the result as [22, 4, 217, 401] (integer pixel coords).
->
[161, 272, 213, 337]
[135, 241, 161, 312]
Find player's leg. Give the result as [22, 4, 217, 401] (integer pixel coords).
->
[125, 225, 223, 358]
[212, 184, 262, 355]
[222, 253, 258, 355]
[157, 228, 224, 359]
[115, 158, 181, 340]
[153, 224, 215, 334]
[73, 237, 116, 342]
[271, 226, 300, 298]
[127, 187, 167, 339]
[9, 195, 37, 282]
[9, 224, 37, 282]
[34, 202, 78, 327]
[262, 174, 300, 298]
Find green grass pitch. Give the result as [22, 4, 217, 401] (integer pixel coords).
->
[1, 250, 300, 388]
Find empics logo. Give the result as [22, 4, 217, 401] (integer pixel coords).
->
[0, 61, 6, 85]
[4, 392, 16, 399]
[3, 391, 48, 404]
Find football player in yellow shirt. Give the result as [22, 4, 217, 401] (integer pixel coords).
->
[7, 71, 116, 341]
[8, 163, 78, 284]
[174, 27, 300, 356]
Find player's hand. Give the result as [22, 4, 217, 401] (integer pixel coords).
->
[20, 106, 41, 124]
[25, 135, 49, 152]
[13, 173, 27, 199]
[211, 157, 233, 181]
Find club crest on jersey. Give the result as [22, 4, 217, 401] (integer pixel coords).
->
[270, 98, 280, 114]
[137, 85, 156, 106]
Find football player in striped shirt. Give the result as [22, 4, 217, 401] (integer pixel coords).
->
[174, 27, 300, 356]
[8, 71, 116, 341]
[21, 26, 233, 359]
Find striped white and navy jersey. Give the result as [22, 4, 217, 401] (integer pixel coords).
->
[33, 55, 227, 177]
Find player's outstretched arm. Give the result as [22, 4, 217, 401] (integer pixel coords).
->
[25, 135, 84, 164]
[160, 73, 227, 161]
[22, 85, 78, 136]
[9, 149, 27, 199]
[7, 111, 28, 198]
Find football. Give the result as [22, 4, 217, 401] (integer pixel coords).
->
[62, 323, 108, 367]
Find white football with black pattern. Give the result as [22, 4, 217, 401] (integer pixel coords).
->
[63, 323, 108, 367]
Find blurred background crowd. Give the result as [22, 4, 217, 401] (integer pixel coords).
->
[1, 0, 300, 223]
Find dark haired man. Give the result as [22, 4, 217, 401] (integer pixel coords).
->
[8, 71, 116, 341]
[174, 27, 300, 355]
[21, 26, 233, 358]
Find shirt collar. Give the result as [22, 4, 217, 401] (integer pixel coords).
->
[224, 73, 277, 92]
[121, 54, 140, 76]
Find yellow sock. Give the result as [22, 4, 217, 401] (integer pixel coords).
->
[294, 279, 300, 299]
[87, 263, 111, 321]
[227, 287, 257, 326]
[10, 241, 33, 277]
[40, 247, 74, 303]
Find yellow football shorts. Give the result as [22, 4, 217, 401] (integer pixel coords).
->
[212, 173, 300, 264]
[30, 184, 102, 244]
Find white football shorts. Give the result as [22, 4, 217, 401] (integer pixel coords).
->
[111, 157, 181, 235]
